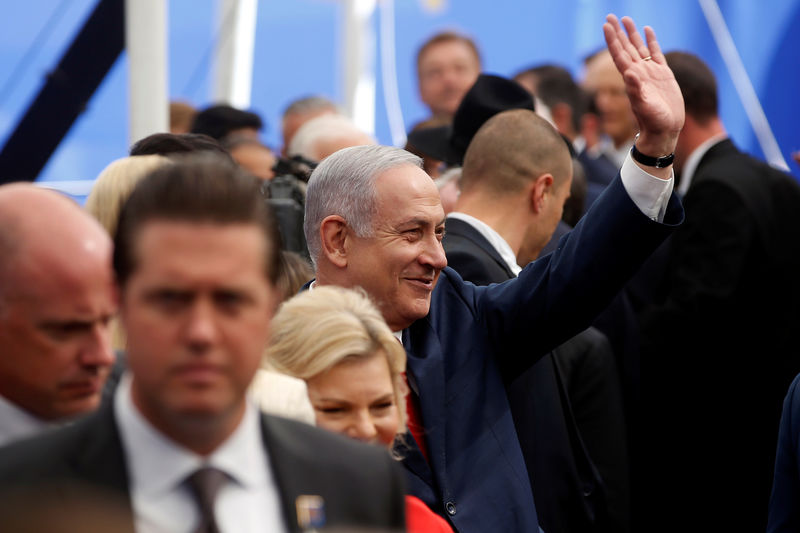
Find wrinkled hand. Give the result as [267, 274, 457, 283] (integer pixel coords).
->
[603, 14, 684, 158]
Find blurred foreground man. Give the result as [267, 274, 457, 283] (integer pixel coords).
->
[0, 156, 405, 532]
[0, 184, 116, 447]
[305, 15, 684, 532]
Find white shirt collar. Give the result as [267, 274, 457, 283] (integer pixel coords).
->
[447, 212, 521, 275]
[0, 394, 49, 447]
[677, 134, 728, 196]
[114, 373, 269, 496]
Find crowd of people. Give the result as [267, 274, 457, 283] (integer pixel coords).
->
[1, 13, 800, 533]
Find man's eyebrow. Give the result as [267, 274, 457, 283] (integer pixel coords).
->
[399, 217, 447, 228]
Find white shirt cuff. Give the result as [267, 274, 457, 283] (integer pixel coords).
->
[619, 152, 674, 222]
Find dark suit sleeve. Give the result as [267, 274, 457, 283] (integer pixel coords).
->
[768, 374, 800, 532]
[467, 177, 682, 366]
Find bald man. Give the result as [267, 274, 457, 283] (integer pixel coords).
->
[0, 184, 116, 446]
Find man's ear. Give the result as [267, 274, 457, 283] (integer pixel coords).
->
[319, 215, 349, 268]
[530, 173, 554, 214]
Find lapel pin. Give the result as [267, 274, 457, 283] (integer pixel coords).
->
[296, 494, 325, 530]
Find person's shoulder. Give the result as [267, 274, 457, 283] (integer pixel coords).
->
[0, 410, 103, 481]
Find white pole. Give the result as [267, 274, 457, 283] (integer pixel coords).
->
[698, 0, 789, 171]
[213, 0, 258, 109]
[379, 0, 406, 147]
[342, 0, 376, 136]
[125, 0, 168, 145]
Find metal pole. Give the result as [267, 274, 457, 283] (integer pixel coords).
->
[213, 0, 258, 109]
[125, 0, 168, 145]
[342, 0, 376, 136]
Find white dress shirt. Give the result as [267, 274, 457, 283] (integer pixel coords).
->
[0, 394, 49, 447]
[114, 374, 287, 533]
[676, 134, 728, 197]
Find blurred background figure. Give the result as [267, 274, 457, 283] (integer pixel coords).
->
[191, 103, 265, 143]
[434, 166, 460, 215]
[580, 49, 638, 181]
[288, 113, 376, 164]
[405, 116, 450, 178]
[267, 285, 453, 532]
[222, 136, 277, 181]
[280, 95, 341, 156]
[168, 100, 197, 134]
[0, 184, 116, 446]
[416, 31, 481, 121]
[128, 132, 232, 161]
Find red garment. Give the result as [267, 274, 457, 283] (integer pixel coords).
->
[406, 495, 453, 532]
[403, 372, 429, 463]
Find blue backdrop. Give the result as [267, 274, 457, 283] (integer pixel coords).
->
[1, 0, 798, 203]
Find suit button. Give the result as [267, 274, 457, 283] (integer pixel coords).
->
[445, 502, 456, 516]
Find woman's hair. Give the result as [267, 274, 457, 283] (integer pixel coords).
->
[85, 154, 173, 237]
[84, 154, 173, 351]
[275, 251, 314, 301]
[266, 286, 407, 432]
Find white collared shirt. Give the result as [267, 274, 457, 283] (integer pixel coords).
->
[114, 374, 287, 533]
[446, 211, 522, 276]
[0, 394, 49, 447]
[676, 134, 728, 197]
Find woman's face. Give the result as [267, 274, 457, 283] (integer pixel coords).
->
[306, 351, 400, 447]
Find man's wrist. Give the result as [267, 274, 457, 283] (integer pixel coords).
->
[633, 132, 678, 160]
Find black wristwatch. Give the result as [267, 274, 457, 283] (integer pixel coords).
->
[631, 133, 675, 168]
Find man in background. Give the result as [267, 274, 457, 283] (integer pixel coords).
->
[638, 50, 800, 533]
[0, 184, 116, 446]
[416, 31, 481, 121]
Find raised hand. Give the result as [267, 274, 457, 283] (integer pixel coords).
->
[603, 14, 684, 163]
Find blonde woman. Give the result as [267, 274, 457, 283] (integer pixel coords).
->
[267, 286, 452, 532]
[85, 155, 173, 351]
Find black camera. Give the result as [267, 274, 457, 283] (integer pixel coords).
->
[262, 155, 317, 261]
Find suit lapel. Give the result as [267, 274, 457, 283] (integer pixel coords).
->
[260, 415, 305, 532]
[445, 218, 516, 279]
[67, 404, 136, 532]
[402, 320, 448, 495]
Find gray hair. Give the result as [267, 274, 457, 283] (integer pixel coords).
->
[281, 95, 340, 122]
[304, 145, 422, 266]
[287, 114, 376, 162]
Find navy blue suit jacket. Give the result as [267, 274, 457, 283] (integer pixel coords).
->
[396, 176, 682, 532]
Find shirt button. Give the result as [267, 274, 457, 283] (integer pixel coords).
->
[445, 501, 456, 516]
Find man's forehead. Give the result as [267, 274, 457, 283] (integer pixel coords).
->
[422, 40, 476, 66]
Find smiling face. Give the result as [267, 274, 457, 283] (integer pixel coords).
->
[120, 221, 277, 442]
[345, 165, 447, 331]
[306, 351, 400, 446]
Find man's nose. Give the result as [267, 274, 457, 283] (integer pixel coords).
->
[184, 301, 219, 350]
[79, 321, 115, 368]
[421, 237, 448, 270]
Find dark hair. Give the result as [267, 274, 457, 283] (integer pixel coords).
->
[129, 132, 233, 161]
[190, 104, 264, 140]
[416, 31, 481, 74]
[665, 51, 719, 123]
[113, 153, 281, 286]
[516, 64, 588, 133]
